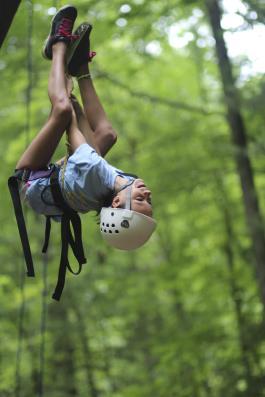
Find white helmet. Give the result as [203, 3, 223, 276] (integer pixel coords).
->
[100, 207, 156, 250]
[100, 178, 156, 250]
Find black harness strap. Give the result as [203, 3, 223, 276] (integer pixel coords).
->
[49, 166, 86, 301]
[8, 171, 35, 277]
[42, 216, 51, 253]
[8, 165, 87, 301]
[52, 215, 69, 300]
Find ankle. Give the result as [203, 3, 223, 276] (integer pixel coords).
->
[52, 41, 68, 53]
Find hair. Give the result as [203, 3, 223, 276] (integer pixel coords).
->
[96, 172, 137, 216]
[96, 189, 116, 216]
[102, 190, 116, 209]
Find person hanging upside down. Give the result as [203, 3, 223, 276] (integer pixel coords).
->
[16, 5, 156, 251]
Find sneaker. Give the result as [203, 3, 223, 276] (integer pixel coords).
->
[42, 5, 78, 60]
[67, 23, 96, 76]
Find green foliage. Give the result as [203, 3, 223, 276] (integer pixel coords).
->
[1, 1, 265, 396]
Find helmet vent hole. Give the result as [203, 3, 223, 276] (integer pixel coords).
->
[111, 212, 114, 216]
[102, 222, 105, 226]
[109, 230, 112, 233]
[121, 220, 129, 229]
[104, 229, 107, 233]
[106, 223, 109, 227]
[115, 230, 119, 233]
[112, 224, 115, 227]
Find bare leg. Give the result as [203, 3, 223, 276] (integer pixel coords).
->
[54, 94, 101, 160]
[77, 64, 117, 157]
[16, 42, 72, 170]
[69, 95, 100, 152]
[66, 104, 90, 155]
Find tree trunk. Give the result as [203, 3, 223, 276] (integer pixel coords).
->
[205, 0, 265, 305]
[222, 200, 253, 393]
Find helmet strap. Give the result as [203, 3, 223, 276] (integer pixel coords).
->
[115, 178, 135, 210]
[125, 184, 132, 210]
[116, 179, 134, 194]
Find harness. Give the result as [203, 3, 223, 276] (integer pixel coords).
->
[8, 164, 86, 301]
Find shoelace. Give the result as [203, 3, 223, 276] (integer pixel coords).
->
[57, 18, 79, 41]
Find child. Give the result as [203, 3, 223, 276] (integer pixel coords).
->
[15, 5, 156, 252]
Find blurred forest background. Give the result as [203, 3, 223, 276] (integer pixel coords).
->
[1, 0, 265, 396]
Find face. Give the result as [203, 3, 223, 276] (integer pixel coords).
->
[112, 179, 153, 217]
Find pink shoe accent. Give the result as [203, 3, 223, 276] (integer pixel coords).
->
[58, 18, 73, 36]
[57, 18, 79, 41]
[88, 51, 97, 62]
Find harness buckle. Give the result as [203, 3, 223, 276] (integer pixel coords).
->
[21, 169, 31, 182]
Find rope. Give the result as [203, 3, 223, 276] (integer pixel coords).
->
[25, 0, 33, 146]
[37, 1, 50, 392]
[14, 1, 33, 395]
[38, 251, 48, 397]
[14, 266, 26, 397]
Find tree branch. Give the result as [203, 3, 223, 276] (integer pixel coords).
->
[95, 70, 224, 116]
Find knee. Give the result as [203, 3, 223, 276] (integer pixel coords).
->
[52, 97, 72, 122]
[108, 126, 117, 146]
[97, 124, 117, 146]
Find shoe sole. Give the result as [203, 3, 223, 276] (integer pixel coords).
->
[67, 23, 92, 75]
[42, 5, 77, 60]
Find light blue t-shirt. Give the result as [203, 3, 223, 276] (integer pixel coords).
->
[24, 143, 131, 217]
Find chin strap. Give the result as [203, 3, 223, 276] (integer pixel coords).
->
[125, 185, 132, 210]
[116, 178, 135, 211]
[117, 179, 134, 193]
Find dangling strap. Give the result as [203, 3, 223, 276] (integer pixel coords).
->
[52, 214, 69, 301]
[66, 212, 85, 274]
[42, 216, 51, 253]
[52, 212, 86, 300]
[8, 173, 35, 277]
